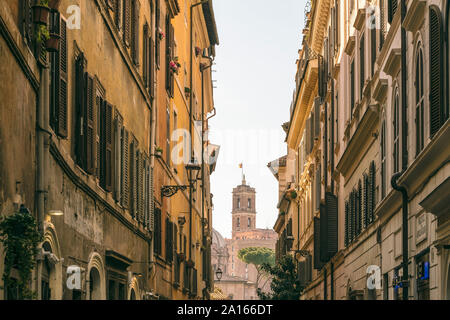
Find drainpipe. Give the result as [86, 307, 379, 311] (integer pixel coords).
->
[189, 0, 208, 270]
[391, 172, 409, 300]
[200, 56, 213, 298]
[400, 0, 408, 171]
[36, 62, 50, 299]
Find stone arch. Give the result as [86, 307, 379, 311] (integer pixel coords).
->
[42, 222, 63, 299]
[86, 252, 106, 300]
[128, 276, 141, 300]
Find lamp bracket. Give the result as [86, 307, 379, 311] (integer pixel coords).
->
[161, 185, 188, 198]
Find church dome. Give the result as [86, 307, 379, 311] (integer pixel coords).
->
[212, 228, 227, 249]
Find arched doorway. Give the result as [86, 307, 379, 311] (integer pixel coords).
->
[446, 264, 450, 300]
[41, 222, 63, 299]
[89, 267, 102, 300]
[87, 252, 106, 300]
[130, 289, 136, 300]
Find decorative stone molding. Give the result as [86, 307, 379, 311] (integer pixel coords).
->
[345, 36, 356, 56]
[373, 78, 389, 102]
[403, 0, 426, 33]
[383, 48, 401, 77]
[354, 9, 366, 31]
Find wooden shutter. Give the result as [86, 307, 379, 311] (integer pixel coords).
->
[121, 129, 130, 209]
[330, 7, 335, 57]
[369, 161, 376, 222]
[130, 137, 138, 218]
[380, 0, 386, 50]
[313, 217, 323, 270]
[306, 117, 312, 155]
[363, 174, 369, 229]
[114, 0, 122, 30]
[155, 0, 161, 67]
[350, 190, 354, 242]
[149, 167, 154, 231]
[138, 151, 145, 223]
[85, 74, 96, 175]
[105, 103, 114, 192]
[150, 38, 156, 98]
[360, 33, 365, 99]
[350, 59, 355, 115]
[315, 165, 321, 211]
[314, 97, 321, 140]
[429, 6, 444, 137]
[143, 24, 149, 86]
[318, 55, 325, 99]
[388, 0, 397, 24]
[371, 26, 377, 76]
[22, 0, 33, 44]
[357, 180, 362, 235]
[56, 16, 68, 138]
[123, 0, 132, 46]
[345, 201, 349, 247]
[114, 110, 124, 202]
[132, 0, 140, 65]
[325, 192, 338, 260]
[75, 53, 86, 168]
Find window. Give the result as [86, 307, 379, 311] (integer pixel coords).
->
[248, 217, 251, 228]
[393, 88, 400, 174]
[248, 198, 251, 209]
[166, 16, 175, 97]
[99, 101, 114, 192]
[237, 198, 240, 209]
[370, 9, 377, 76]
[155, 0, 161, 68]
[131, 0, 140, 65]
[360, 33, 365, 99]
[380, 119, 387, 199]
[237, 217, 240, 228]
[154, 208, 162, 256]
[350, 59, 355, 116]
[415, 47, 425, 156]
[380, 0, 386, 50]
[165, 218, 173, 262]
[50, 12, 68, 138]
[388, 0, 398, 24]
[166, 106, 171, 165]
[123, 0, 132, 47]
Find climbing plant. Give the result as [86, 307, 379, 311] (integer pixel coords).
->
[0, 207, 43, 300]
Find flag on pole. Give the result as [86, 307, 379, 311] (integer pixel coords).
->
[239, 163, 243, 169]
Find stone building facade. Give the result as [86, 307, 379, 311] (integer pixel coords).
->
[273, 0, 450, 300]
[0, 0, 219, 300]
[212, 178, 278, 300]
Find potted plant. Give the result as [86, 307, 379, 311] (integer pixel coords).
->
[36, 24, 50, 45]
[158, 27, 165, 40]
[32, 0, 51, 25]
[48, 0, 61, 10]
[195, 46, 202, 57]
[186, 259, 195, 268]
[285, 189, 298, 201]
[155, 147, 163, 158]
[45, 33, 60, 52]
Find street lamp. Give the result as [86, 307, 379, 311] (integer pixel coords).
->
[215, 268, 223, 282]
[160, 159, 202, 198]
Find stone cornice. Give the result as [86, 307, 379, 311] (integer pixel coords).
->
[309, 0, 331, 54]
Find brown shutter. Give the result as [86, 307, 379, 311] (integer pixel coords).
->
[149, 167, 154, 231]
[363, 174, 369, 229]
[132, 0, 140, 65]
[380, 0, 386, 50]
[150, 37, 156, 98]
[357, 180, 362, 235]
[124, 0, 132, 46]
[105, 103, 114, 192]
[114, 110, 124, 202]
[85, 74, 96, 174]
[122, 129, 130, 209]
[371, 26, 377, 76]
[429, 6, 444, 137]
[143, 24, 149, 86]
[318, 55, 325, 99]
[313, 217, 323, 270]
[314, 97, 321, 140]
[138, 151, 145, 223]
[350, 59, 355, 115]
[57, 17, 68, 138]
[360, 33, 365, 99]
[369, 161, 376, 222]
[388, 0, 397, 24]
[75, 53, 86, 168]
[344, 201, 349, 247]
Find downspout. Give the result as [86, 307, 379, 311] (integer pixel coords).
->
[189, 0, 208, 273]
[391, 172, 409, 300]
[200, 55, 213, 298]
[36, 63, 50, 299]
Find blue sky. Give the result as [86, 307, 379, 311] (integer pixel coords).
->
[210, 0, 306, 238]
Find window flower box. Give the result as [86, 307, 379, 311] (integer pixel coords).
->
[45, 33, 60, 52]
[195, 46, 202, 57]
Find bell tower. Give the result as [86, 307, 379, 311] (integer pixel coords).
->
[232, 176, 257, 238]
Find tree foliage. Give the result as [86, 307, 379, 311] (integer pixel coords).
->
[0, 208, 43, 300]
[237, 247, 275, 289]
[257, 255, 303, 300]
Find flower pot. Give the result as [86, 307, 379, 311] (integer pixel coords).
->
[32, 5, 51, 25]
[45, 33, 60, 52]
[195, 47, 202, 57]
[48, 0, 61, 10]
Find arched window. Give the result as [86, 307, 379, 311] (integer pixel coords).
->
[415, 46, 425, 155]
[237, 217, 240, 228]
[237, 198, 240, 209]
[393, 88, 400, 174]
[248, 217, 251, 228]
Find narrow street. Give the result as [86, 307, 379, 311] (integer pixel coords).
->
[0, 0, 449, 305]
